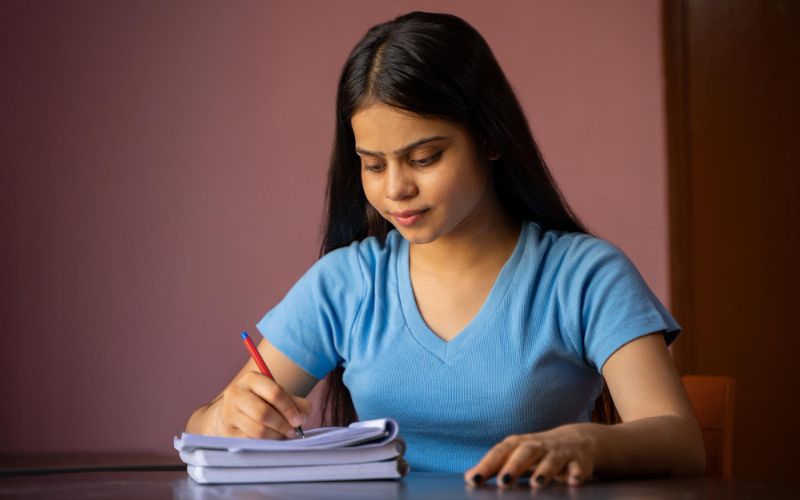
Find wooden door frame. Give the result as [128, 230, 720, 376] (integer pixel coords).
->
[663, 0, 693, 374]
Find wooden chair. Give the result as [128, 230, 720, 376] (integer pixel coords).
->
[681, 375, 736, 478]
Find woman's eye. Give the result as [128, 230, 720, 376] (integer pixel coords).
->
[364, 163, 385, 172]
[411, 151, 442, 166]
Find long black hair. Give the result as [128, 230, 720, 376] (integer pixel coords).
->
[318, 11, 619, 426]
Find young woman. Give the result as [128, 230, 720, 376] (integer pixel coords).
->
[186, 11, 705, 488]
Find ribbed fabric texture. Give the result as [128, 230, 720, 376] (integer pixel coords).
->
[257, 221, 680, 473]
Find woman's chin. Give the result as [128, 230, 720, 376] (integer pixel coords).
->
[395, 226, 438, 245]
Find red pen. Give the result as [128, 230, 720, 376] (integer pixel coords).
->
[240, 331, 305, 438]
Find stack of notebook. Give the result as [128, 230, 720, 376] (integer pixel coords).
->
[174, 418, 408, 484]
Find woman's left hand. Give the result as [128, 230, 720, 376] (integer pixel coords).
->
[464, 424, 597, 488]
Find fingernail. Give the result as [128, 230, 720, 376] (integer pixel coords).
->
[502, 473, 512, 485]
[535, 475, 545, 485]
[290, 415, 302, 427]
[471, 473, 482, 484]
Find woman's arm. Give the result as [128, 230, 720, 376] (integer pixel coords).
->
[186, 339, 318, 437]
[465, 332, 705, 487]
[590, 331, 705, 477]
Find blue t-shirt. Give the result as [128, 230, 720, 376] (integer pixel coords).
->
[256, 221, 680, 472]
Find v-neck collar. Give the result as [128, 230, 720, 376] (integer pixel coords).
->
[396, 222, 528, 363]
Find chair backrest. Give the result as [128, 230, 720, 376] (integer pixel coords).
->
[681, 375, 736, 478]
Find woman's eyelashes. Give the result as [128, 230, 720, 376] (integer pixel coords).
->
[363, 162, 385, 172]
[362, 150, 443, 172]
[410, 150, 443, 166]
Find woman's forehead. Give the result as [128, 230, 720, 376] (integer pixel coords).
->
[351, 103, 465, 150]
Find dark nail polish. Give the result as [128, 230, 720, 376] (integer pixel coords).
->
[472, 474, 482, 484]
[535, 475, 545, 485]
[502, 473, 512, 485]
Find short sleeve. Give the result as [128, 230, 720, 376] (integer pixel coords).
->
[559, 236, 681, 372]
[255, 244, 365, 380]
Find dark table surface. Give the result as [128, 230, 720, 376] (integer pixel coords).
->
[2, 469, 800, 499]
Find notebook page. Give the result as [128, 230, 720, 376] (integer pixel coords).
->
[175, 418, 398, 452]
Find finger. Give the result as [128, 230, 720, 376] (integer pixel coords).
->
[566, 459, 591, 486]
[246, 371, 304, 428]
[291, 395, 313, 424]
[530, 451, 572, 488]
[231, 408, 286, 440]
[464, 435, 521, 485]
[496, 442, 548, 487]
[236, 390, 297, 438]
[535, 457, 592, 485]
[547, 467, 574, 484]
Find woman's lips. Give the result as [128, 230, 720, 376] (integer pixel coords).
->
[391, 209, 429, 227]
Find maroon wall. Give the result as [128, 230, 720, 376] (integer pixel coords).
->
[0, 1, 668, 453]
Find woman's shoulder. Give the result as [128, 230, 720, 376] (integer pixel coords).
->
[523, 221, 632, 271]
[314, 230, 402, 275]
[524, 220, 616, 251]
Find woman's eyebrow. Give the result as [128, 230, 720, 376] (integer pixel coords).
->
[355, 135, 449, 158]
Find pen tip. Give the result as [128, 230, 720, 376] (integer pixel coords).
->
[240, 331, 248, 340]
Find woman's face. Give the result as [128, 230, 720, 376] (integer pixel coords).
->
[352, 103, 495, 244]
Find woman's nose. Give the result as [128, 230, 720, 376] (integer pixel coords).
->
[385, 165, 417, 200]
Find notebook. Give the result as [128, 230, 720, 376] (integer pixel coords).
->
[174, 418, 398, 452]
[186, 458, 409, 484]
[174, 418, 408, 484]
[180, 440, 405, 467]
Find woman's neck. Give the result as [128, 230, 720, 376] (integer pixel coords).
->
[409, 199, 521, 279]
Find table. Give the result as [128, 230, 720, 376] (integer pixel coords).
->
[2, 470, 799, 499]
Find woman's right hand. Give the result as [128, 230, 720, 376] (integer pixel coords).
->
[204, 370, 313, 439]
